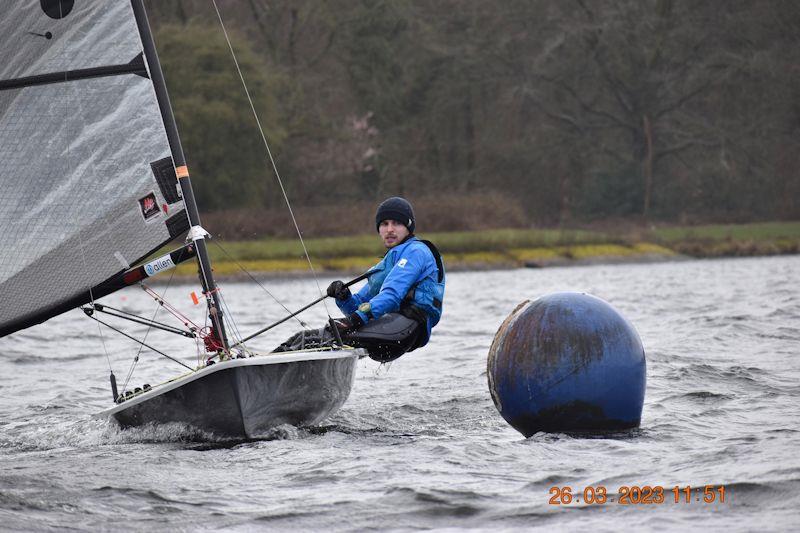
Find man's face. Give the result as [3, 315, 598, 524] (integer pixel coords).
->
[379, 219, 409, 248]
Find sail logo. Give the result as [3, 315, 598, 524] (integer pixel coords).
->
[139, 192, 162, 221]
[144, 255, 176, 277]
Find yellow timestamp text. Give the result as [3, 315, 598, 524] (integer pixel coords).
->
[548, 485, 727, 505]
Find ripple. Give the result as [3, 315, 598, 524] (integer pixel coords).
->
[675, 391, 734, 401]
[1, 257, 799, 530]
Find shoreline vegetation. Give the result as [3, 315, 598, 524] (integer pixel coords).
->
[165, 221, 800, 280]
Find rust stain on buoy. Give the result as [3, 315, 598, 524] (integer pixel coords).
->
[487, 293, 646, 436]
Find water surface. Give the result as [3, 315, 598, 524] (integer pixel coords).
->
[1, 256, 798, 530]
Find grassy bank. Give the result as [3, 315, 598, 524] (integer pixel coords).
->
[649, 221, 800, 257]
[165, 221, 800, 278]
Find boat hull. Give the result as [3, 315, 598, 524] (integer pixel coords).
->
[96, 350, 360, 439]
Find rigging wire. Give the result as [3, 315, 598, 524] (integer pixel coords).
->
[215, 288, 248, 354]
[209, 0, 333, 319]
[84, 309, 193, 372]
[192, 238, 229, 355]
[120, 263, 181, 394]
[88, 303, 196, 337]
[200, 307, 210, 367]
[140, 284, 201, 332]
[209, 239, 307, 328]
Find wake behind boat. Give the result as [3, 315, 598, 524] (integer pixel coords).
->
[0, 1, 361, 438]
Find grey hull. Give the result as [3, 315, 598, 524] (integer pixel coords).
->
[96, 350, 360, 439]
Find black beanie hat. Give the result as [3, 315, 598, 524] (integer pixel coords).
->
[375, 196, 415, 234]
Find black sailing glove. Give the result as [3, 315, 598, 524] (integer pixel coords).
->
[326, 280, 351, 301]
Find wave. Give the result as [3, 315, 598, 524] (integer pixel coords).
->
[0, 416, 230, 451]
[92, 485, 209, 507]
[721, 479, 800, 505]
[668, 391, 734, 401]
[383, 486, 484, 518]
[7, 352, 96, 364]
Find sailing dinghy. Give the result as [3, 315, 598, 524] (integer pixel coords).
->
[0, 1, 361, 438]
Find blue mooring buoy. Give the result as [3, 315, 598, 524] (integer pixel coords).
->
[487, 292, 646, 437]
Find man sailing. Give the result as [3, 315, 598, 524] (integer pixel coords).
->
[326, 197, 445, 361]
[275, 197, 445, 362]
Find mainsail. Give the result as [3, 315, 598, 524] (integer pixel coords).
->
[0, 2, 190, 337]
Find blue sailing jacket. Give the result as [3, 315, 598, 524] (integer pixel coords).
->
[336, 236, 445, 347]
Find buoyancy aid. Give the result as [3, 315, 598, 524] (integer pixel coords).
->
[401, 239, 445, 327]
[349, 236, 445, 346]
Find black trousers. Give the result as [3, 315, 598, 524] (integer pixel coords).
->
[343, 312, 423, 362]
[274, 312, 423, 363]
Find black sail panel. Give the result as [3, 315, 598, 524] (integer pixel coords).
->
[0, 2, 188, 337]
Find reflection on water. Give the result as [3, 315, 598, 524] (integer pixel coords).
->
[1, 255, 798, 530]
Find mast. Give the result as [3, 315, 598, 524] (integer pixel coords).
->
[130, 0, 230, 353]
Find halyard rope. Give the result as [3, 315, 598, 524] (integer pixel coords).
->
[210, 0, 333, 319]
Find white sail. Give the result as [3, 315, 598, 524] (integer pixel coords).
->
[0, 2, 188, 336]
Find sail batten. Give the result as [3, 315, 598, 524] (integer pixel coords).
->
[0, 53, 148, 91]
[0, 2, 188, 338]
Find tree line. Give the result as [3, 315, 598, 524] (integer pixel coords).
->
[144, 0, 800, 232]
